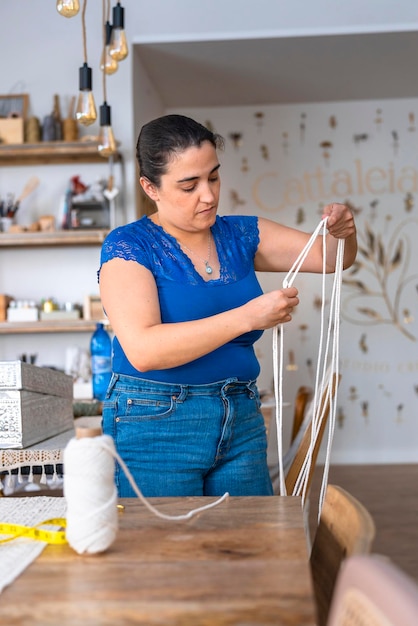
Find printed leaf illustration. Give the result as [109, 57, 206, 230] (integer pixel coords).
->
[357, 308, 383, 320]
[358, 246, 371, 260]
[389, 239, 403, 272]
[377, 237, 385, 267]
[342, 278, 370, 293]
[365, 225, 375, 253]
[342, 218, 418, 341]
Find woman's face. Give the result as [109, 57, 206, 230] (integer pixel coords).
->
[143, 141, 221, 234]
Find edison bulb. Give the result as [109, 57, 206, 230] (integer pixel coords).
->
[109, 28, 128, 61]
[101, 22, 118, 74]
[76, 92, 97, 126]
[98, 125, 117, 157]
[76, 63, 97, 126]
[101, 47, 118, 75]
[98, 102, 117, 157]
[109, 2, 128, 61]
[56, 0, 80, 17]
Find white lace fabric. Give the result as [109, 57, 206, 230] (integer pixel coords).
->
[0, 429, 74, 492]
[99, 215, 260, 285]
[0, 496, 67, 594]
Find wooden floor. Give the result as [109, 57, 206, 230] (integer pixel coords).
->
[309, 464, 418, 583]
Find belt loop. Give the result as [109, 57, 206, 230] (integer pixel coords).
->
[241, 379, 255, 399]
[176, 385, 188, 402]
[246, 380, 255, 392]
[221, 377, 238, 396]
[107, 372, 119, 394]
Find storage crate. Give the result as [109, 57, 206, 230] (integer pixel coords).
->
[0, 361, 74, 448]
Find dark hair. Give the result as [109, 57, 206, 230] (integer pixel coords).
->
[136, 114, 224, 187]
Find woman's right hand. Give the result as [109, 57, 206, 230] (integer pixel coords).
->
[243, 287, 299, 330]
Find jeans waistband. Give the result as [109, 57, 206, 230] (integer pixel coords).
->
[108, 373, 257, 397]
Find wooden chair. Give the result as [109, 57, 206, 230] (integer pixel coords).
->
[290, 385, 313, 444]
[264, 384, 312, 443]
[271, 373, 340, 499]
[264, 385, 312, 442]
[310, 484, 376, 626]
[327, 553, 418, 626]
[285, 375, 341, 494]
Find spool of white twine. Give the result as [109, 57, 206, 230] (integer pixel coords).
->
[63, 427, 118, 555]
[63, 427, 229, 556]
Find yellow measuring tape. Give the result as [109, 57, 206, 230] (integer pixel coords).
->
[0, 518, 67, 545]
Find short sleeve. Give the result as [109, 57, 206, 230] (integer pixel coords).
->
[224, 215, 260, 257]
[213, 215, 260, 278]
[97, 222, 155, 282]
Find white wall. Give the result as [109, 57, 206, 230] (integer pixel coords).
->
[169, 101, 418, 464]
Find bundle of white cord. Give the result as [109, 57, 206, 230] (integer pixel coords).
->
[273, 217, 345, 516]
[63, 428, 229, 555]
[64, 432, 118, 555]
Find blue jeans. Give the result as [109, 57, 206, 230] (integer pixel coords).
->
[102, 374, 273, 497]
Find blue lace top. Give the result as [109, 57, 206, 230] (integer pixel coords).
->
[99, 214, 264, 384]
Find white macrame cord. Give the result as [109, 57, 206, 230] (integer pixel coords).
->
[272, 217, 345, 515]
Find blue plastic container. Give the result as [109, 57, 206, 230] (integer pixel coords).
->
[90, 322, 112, 401]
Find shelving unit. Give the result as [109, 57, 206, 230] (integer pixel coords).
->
[0, 230, 108, 335]
[0, 141, 120, 346]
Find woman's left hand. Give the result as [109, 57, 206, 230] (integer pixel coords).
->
[322, 203, 356, 240]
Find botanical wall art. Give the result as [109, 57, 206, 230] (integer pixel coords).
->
[174, 98, 418, 463]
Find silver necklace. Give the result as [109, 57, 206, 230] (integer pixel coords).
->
[180, 231, 213, 274]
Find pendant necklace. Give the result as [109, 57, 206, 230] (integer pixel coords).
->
[180, 231, 213, 274]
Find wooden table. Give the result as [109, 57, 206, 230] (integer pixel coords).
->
[0, 496, 317, 626]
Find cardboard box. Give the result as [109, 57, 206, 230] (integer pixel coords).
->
[0, 390, 74, 448]
[0, 118, 24, 144]
[7, 307, 38, 322]
[84, 294, 105, 321]
[0, 295, 13, 322]
[0, 360, 73, 396]
[0, 361, 74, 448]
[39, 310, 80, 321]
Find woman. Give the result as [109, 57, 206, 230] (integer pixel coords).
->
[98, 114, 357, 497]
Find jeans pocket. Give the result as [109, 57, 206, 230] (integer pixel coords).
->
[116, 391, 176, 422]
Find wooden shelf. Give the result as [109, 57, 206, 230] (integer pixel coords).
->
[0, 229, 108, 248]
[0, 141, 119, 344]
[0, 141, 122, 166]
[0, 319, 104, 335]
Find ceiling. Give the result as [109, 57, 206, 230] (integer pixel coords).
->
[135, 30, 418, 108]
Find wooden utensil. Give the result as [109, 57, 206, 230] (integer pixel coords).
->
[10, 176, 40, 216]
[16, 176, 40, 204]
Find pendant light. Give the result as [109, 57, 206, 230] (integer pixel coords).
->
[98, 102, 117, 157]
[56, 0, 80, 17]
[98, 0, 117, 157]
[75, 0, 97, 125]
[76, 63, 97, 126]
[100, 21, 118, 75]
[109, 2, 128, 61]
